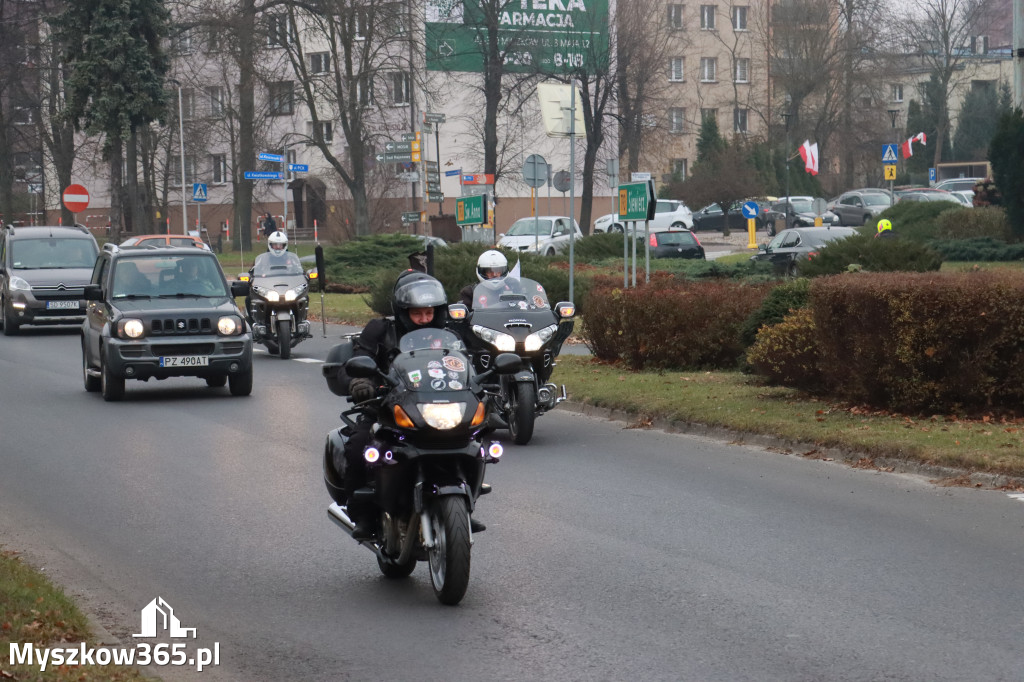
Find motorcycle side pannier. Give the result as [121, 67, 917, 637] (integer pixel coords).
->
[322, 339, 356, 396]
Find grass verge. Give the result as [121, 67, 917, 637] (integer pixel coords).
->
[0, 548, 154, 681]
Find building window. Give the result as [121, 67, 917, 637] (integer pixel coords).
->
[391, 71, 410, 105]
[309, 52, 331, 74]
[669, 107, 686, 133]
[669, 57, 685, 82]
[970, 35, 989, 54]
[668, 4, 684, 29]
[671, 159, 687, 179]
[207, 86, 225, 116]
[308, 120, 334, 144]
[171, 155, 197, 184]
[180, 88, 195, 120]
[356, 75, 374, 106]
[700, 57, 717, 82]
[700, 5, 716, 29]
[211, 154, 228, 184]
[269, 81, 294, 116]
[267, 14, 293, 47]
[732, 6, 748, 30]
[174, 30, 193, 54]
[701, 108, 718, 125]
[734, 58, 749, 83]
[13, 106, 35, 125]
[891, 84, 903, 102]
[734, 108, 748, 133]
[354, 9, 370, 40]
[206, 28, 221, 52]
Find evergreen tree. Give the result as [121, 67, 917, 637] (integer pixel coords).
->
[905, 75, 951, 174]
[52, 0, 170, 240]
[989, 109, 1024, 239]
[695, 113, 726, 165]
[952, 85, 1000, 161]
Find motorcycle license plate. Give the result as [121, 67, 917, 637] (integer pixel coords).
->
[160, 355, 209, 367]
[46, 300, 79, 310]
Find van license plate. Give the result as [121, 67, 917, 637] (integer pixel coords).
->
[160, 356, 209, 367]
[46, 300, 79, 310]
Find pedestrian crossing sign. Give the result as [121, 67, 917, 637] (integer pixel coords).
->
[192, 183, 208, 202]
[882, 144, 898, 163]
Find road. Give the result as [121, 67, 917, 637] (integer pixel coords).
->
[1, 325, 1022, 681]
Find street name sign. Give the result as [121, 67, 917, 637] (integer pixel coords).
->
[424, 112, 446, 124]
[288, 164, 309, 172]
[245, 171, 282, 180]
[258, 152, 284, 163]
[456, 194, 486, 225]
[618, 181, 652, 221]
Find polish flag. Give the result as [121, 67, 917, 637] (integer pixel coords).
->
[799, 140, 819, 176]
[901, 132, 927, 159]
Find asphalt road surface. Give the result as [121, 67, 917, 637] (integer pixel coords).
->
[1, 324, 1022, 681]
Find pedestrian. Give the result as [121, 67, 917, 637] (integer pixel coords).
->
[874, 218, 895, 239]
[262, 212, 277, 239]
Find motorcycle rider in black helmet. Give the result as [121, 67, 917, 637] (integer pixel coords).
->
[341, 270, 486, 538]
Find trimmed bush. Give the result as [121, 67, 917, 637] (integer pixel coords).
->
[746, 307, 823, 391]
[870, 201, 963, 243]
[324, 234, 428, 290]
[928, 237, 1024, 262]
[933, 206, 1011, 241]
[738, 278, 808, 347]
[798, 232, 943, 277]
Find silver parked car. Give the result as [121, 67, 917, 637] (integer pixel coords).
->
[831, 190, 893, 226]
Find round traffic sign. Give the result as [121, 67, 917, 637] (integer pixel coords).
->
[523, 154, 548, 189]
[553, 170, 572, 193]
[62, 184, 90, 213]
[742, 201, 759, 219]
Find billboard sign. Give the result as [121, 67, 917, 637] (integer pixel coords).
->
[426, 0, 609, 74]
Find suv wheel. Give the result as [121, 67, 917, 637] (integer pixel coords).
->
[229, 367, 253, 396]
[82, 340, 100, 392]
[100, 353, 125, 401]
[2, 298, 18, 336]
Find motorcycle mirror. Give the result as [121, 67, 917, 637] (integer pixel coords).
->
[238, 273, 250, 282]
[314, 244, 326, 293]
[448, 303, 468, 320]
[345, 355, 378, 378]
[554, 301, 575, 319]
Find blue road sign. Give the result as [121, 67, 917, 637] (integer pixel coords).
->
[244, 171, 282, 180]
[929, 167, 936, 183]
[882, 144, 898, 163]
[742, 201, 759, 219]
[191, 183, 208, 202]
[288, 164, 309, 172]
[258, 152, 284, 163]
[444, 168, 462, 177]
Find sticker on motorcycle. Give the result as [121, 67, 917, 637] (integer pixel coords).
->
[442, 356, 465, 372]
[431, 379, 446, 390]
[408, 370, 423, 383]
[447, 370, 460, 380]
[428, 360, 442, 369]
[518, 301, 529, 309]
[448, 380, 463, 390]
[533, 295, 545, 308]
[428, 368, 445, 379]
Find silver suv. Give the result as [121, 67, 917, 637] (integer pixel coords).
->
[0, 224, 99, 335]
[593, 199, 694, 233]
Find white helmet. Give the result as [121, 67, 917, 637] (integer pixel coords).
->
[476, 250, 508, 282]
[268, 230, 288, 253]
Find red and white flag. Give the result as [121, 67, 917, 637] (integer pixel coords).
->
[798, 140, 819, 176]
[901, 132, 927, 159]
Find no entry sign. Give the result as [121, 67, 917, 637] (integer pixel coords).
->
[62, 184, 90, 213]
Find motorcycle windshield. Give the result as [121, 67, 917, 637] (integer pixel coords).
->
[252, 252, 305, 277]
[471, 277, 550, 311]
[393, 329, 471, 393]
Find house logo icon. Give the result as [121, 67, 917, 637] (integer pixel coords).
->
[133, 597, 197, 639]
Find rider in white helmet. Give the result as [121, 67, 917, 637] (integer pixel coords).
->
[460, 249, 510, 307]
[267, 230, 288, 254]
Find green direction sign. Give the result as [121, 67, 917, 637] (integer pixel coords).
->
[424, 112, 446, 123]
[426, 0, 609, 75]
[618, 182, 651, 221]
[427, 191, 445, 203]
[375, 151, 413, 163]
[456, 194, 485, 225]
[401, 211, 422, 224]
[385, 140, 420, 153]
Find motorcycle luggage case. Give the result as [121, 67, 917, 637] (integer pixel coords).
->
[322, 337, 357, 396]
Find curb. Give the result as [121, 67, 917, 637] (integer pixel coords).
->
[558, 400, 1024, 490]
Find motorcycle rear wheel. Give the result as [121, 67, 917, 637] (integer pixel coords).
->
[508, 381, 536, 445]
[277, 319, 291, 359]
[428, 496, 471, 606]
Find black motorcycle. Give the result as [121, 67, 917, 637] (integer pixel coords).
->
[321, 328, 519, 606]
[451, 277, 575, 445]
[241, 251, 312, 359]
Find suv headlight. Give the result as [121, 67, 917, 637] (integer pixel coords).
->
[473, 325, 515, 352]
[419, 402, 466, 430]
[524, 324, 557, 352]
[217, 315, 243, 335]
[117, 318, 145, 339]
[8, 275, 31, 291]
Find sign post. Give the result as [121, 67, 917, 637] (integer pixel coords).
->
[618, 181, 653, 286]
[523, 154, 548, 251]
[742, 200, 760, 249]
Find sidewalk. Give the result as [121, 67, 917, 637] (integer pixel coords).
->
[699, 228, 767, 260]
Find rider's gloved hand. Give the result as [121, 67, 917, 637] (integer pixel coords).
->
[350, 378, 376, 402]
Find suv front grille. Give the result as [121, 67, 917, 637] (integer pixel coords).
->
[151, 318, 213, 335]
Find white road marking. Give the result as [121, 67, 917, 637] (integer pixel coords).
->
[1008, 493, 1024, 503]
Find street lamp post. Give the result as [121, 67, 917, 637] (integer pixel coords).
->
[781, 107, 792, 227]
[169, 79, 188, 236]
[887, 109, 900, 205]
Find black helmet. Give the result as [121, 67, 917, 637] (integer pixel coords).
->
[391, 270, 447, 335]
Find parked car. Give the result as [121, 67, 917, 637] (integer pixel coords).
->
[81, 244, 253, 400]
[830, 190, 893, 226]
[896, 188, 961, 205]
[750, 226, 857, 277]
[933, 177, 983, 192]
[647, 229, 705, 259]
[691, 200, 767, 232]
[763, 197, 841, 236]
[593, 199, 694, 233]
[120, 234, 211, 250]
[497, 216, 583, 256]
[949, 190, 975, 206]
[0, 224, 100, 334]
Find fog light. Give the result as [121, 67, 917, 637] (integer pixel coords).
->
[12, 302, 25, 310]
[364, 447, 380, 463]
[125, 366, 136, 377]
[229, 362, 239, 372]
[487, 442, 503, 459]
[384, 451, 393, 461]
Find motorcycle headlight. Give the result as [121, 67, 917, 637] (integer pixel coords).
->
[117, 318, 145, 339]
[419, 402, 466, 430]
[217, 315, 242, 335]
[524, 324, 557, 352]
[265, 290, 281, 302]
[473, 325, 516, 352]
[9, 275, 31, 291]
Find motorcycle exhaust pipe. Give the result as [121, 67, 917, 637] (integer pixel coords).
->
[327, 503, 386, 556]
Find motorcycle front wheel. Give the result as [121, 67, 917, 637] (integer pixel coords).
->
[427, 496, 471, 606]
[277, 319, 291, 359]
[508, 381, 536, 445]
[377, 513, 416, 579]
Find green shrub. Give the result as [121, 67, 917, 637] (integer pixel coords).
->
[581, 274, 773, 370]
[738, 278, 808, 347]
[933, 206, 1011, 240]
[928, 237, 1024, 262]
[323, 234, 428, 290]
[746, 308, 823, 391]
[574, 232, 629, 263]
[870, 201, 963, 242]
[798, 232, 943, 277]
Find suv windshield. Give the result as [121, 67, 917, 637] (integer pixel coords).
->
[506, 219, 553, 236]
[112, 255, 228, 298]
[862, 194, 890, 206]
[252, 252, 304, 277]
[11, 238, 97, 269]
